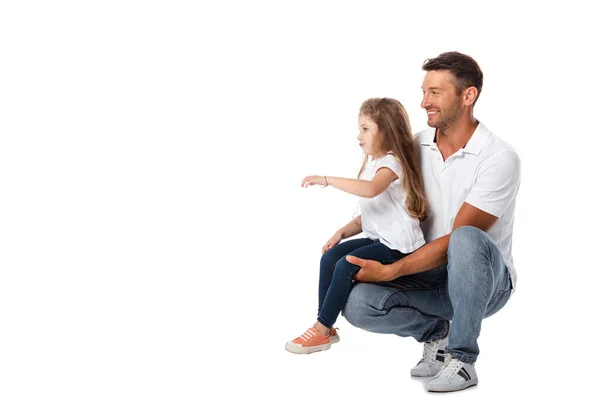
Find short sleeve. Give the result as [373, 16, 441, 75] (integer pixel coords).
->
[465, 151, 521, 217]
[374, 154, 403, 180]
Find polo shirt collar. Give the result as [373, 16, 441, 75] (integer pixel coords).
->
[419, 121, 491, 155]
[463, 122, 491, 155]
[419, 129, 437, 148]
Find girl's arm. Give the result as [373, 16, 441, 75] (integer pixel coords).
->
[338, 215, 362, 239]
[302, 168, 398, 198]
[323, 216, 362, 254]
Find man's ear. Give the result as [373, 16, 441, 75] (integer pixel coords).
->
[463, 87, 478, 106]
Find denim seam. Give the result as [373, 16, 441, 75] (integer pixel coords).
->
[466, 234, 493, 358]
[472, 261, 488, 353]
[434, 262, 449, 319]
[447, 227, 491, 363]
[438, 287, 453, 321]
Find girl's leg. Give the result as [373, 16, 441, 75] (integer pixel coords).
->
[285, 238, 375, 355]
[318, 242, 406, 329]
[318, 238, 374, 315]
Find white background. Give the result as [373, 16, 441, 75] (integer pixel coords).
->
[1, 1, 598, 398]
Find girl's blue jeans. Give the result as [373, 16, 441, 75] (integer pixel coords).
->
[317, 238, 408, 329]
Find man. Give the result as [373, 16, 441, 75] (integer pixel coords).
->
[343, 51, 520, 392]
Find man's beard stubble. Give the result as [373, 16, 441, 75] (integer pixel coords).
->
[430, 101, 462, 133]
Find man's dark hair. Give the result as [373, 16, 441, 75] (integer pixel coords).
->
[422, 51, 484, 104]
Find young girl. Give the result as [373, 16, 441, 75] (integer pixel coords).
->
[285, 97, 427, 354]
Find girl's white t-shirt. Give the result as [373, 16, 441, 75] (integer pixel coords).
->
[358, 153, 425, 253]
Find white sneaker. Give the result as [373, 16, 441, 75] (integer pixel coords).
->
[427, 355, 478, 392]
[410, 336, 448, 377]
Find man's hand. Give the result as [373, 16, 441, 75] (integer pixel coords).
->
[346, 255, 398, 282]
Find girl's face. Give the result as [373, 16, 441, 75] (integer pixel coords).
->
[358, 113, 385, 158]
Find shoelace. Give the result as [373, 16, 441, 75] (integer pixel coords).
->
[419, 339, 440, 363]
[298, 328, 317, 343]
[436, 358, 464, 379]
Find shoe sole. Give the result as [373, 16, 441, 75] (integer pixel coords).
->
[410, 367, 440, 377]
[427, 378, 478, 392]
[285, 341, 331, 354]
[329, 335, 340, 344]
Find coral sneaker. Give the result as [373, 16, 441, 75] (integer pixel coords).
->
[285, 327, 332, 354]
[329, 327, 340, 344]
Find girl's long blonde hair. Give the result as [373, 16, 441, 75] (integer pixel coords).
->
[358, 98, 427, 221]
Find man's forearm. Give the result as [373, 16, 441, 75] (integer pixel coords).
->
[388, 234, 450, 279]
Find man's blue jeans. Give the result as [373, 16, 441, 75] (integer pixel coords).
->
[318, 238, 408, 329]
[342, 226, 512, 364]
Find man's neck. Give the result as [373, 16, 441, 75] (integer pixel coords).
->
[436, 116, 479, 160]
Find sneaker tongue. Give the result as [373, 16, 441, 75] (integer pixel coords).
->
[442, 354, 452, 367]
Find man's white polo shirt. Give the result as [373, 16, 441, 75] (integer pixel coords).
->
[416, 122, 520, 292]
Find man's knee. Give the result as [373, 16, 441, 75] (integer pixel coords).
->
[448, 226, 494, 277]
[449, 226, 488, 250]
[449, 226, 493, 260]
